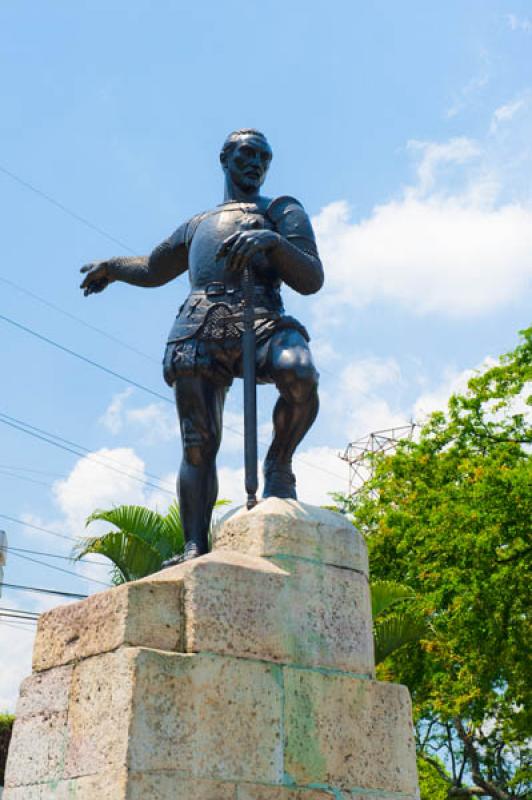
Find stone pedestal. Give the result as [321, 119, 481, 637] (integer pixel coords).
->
[4, 499, 419, 799]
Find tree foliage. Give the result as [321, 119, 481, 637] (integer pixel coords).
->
[74, 502, 186, 583]
[0, 713, 14, 786]
[337, 329, 531, 799]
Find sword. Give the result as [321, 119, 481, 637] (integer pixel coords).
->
[241, 262, 258, 510]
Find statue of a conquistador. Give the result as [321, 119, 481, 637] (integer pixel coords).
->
[81, 129, 324, 562]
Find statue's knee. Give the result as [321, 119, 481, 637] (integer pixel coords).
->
[182, 424, 218, 467]
[275, 361, 319, 404]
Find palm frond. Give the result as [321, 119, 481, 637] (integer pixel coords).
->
[374, 611, 428, 665]
[85, 505, 166, 540]
[74, 530, 163, 583]
[371, 579, 416, 618]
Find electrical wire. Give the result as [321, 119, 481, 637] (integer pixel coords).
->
[0, 413, 176, 496]
[0, 513, 76, 542]
[0, 163, 138, 255]
[0, 415, 174, 488]
[5, 549, 111, 588]
[1, 582, 88, 600]
[0, 541, 110, 567]
[0, 606, 40, 619]
[0, 275, 158, 364]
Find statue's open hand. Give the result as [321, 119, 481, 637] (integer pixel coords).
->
[80, 260, 116, 296]
[217, 229, 280, 275]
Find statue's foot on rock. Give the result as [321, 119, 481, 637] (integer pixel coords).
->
[161, 542, 205, 569]
[263, 461, 297, 500]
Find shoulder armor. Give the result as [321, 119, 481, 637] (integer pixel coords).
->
[183, 211, 210, 249]
[266, 196, 317, 248]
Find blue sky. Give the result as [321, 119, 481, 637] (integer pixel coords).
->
[0, 0, 531, 709]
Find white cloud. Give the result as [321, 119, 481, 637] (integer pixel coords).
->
[407, 137, 481, 196]
[490, 98, 526, 133]
[413, 358, 497, 421]
[446, 73, 489, 118]
[0, 622, 35, 711]
[99, 391, 177, 444]
[98, 388, 133, 434]
[313, 190, 532, 319]
[52, 447, 150, 536]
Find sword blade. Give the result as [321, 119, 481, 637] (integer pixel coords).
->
[242, 264, 258, 509]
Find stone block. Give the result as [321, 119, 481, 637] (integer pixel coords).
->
[3, 770, 127, 800]
[33, 579, 183, 672]
[128, 773, 237, 799]
[64, 649, 136, 779]
[237, 787, 333, 799]
[145, 549, 373, 674]
[4, 711, 69, 788]
[283, 667, 418, 795]
[15, 665, 72, 716]
[213, 498, 368, 574]
[128, 649, 284, 783]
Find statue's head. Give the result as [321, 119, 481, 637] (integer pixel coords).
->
[220, 129, 272, 193]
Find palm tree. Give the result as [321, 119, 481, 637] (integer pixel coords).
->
[73, 502, 186, 584]
[371, 580, 428, 665]
[74, 500, 230, 584]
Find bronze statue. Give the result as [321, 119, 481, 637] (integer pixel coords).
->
[80, 129, 324, 562]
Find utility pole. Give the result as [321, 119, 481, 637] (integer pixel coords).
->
[340, 423, 416, 496]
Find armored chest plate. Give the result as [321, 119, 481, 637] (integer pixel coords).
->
[188, 203, 275, 289]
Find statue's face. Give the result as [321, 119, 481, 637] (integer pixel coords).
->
[223, 135, 272, 193]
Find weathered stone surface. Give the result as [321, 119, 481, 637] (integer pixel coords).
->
[129, 649, 284, 783]
[64, 650, 135, 779]
[237, 786, 332, 799]
[128, 773, 237, 799]
[4, 499, 419, 799]
[33, 579, 183, 672]
[284, 668, 418, 795]
[3, 770, 127, 799]
[15, 665, 72, 716]
[4, 711, 69, 789]
[213, 498, 368, 574]
[146, 550, 373, 673]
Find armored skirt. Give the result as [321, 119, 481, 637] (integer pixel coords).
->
[162, 284, 309, 388]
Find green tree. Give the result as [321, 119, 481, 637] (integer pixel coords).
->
[370, 579, 428, 665]
[337, 329, 531, 799]
[0, 713, 15, 786]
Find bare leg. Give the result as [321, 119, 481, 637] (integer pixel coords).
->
[263, 329, 319, 499]
[171, 375, 226, 560]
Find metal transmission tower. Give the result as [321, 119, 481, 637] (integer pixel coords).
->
[341, 424, 416, 496]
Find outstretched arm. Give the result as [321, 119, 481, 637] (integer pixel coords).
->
[217, 197, 324, 296]
[80, 222, 189, 296]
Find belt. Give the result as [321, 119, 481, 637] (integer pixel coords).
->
[190, 282, 280, 300]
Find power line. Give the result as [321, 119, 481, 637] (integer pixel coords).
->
[0, 541, 109, 567]
[1, 582, 88, 600]
[6, 549, 111, 588]
[0, 413, 175, 496]
[0, 415, 172, 489]
[0, 163, 137, 254]
[0, 619, 37, 632]
[0, 312, 346, 481]
[0, 313, 173, 405]
[0, 513, 76, 542]
[0, 606, 40, 619]
[0, 469, 52, 489]
[0, 275, 158, 364]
